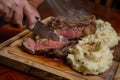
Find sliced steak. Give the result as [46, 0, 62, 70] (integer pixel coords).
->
[55, 27, 83, 39]
[23, 38, 36, 54]
[22, 16, 96, 59]
[47, 16, 96, 40]
[23, 38, 74, 59]
[23, 38, 66, 53]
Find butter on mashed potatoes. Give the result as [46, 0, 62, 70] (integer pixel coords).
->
[67, 19, 120, 75]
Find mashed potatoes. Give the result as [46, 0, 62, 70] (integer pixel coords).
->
[95, 19, 120, 47]
[82, 19, 120, 48]
[67, 19, 120, 75]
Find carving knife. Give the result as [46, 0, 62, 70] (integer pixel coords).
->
[0, 16, 59, 41]
[27, 18, 59, 41]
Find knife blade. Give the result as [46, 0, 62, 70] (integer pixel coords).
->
[28, 19, 59, 41]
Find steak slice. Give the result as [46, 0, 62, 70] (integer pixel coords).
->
[23, 38, 77, 59]
[23, 38, 66, 53]
[55, 27, 83, 39]
[47, 16, 96, 40]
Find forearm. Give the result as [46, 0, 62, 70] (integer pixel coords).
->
[28, 0, 44, 8]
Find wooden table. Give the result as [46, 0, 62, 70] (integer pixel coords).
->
[0, 1, 120, 80]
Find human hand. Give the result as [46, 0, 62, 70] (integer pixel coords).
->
[0, 0, 40, 29]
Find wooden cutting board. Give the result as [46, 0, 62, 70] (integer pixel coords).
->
[0, 17, 120, 80]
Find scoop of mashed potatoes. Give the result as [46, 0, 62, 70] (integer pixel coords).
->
[94, 19, 119, 47]
[67, 40, 113, 75]
[67, 19, 120, 75]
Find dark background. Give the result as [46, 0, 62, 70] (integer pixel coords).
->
[90, 0, 120, 9]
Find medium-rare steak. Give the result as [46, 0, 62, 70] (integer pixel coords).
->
[47, 16, 96, 40]
[23, 38, 76, 59]
[23, 38, 67, 53]
[22, 16, 96, 59]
